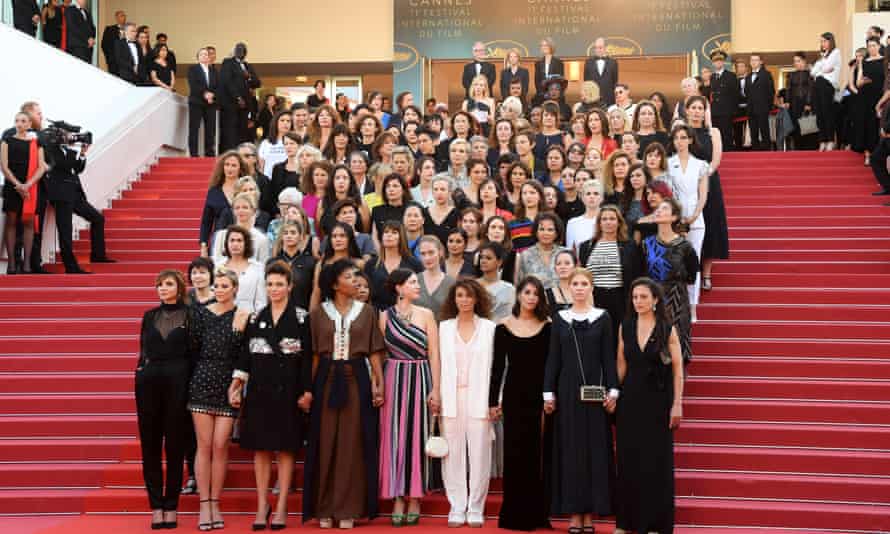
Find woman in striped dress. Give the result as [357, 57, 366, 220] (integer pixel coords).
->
[379, 269, 443, 526]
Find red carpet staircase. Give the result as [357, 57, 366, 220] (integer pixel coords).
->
[0, 152, 889, 531]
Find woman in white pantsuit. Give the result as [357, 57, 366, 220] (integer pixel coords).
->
[438, 278, 496, 528]
[668, 124, 709, 320]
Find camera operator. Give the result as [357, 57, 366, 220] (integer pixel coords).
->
[43, 132, 115, 273]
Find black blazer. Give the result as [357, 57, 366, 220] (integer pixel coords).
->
[745, 69, 776, 115]
[45, 146, 86, 204]
[709, 70, 739, 117]
[64, 5, 95, 50]
[114, 39, 143, 83]
[462, 61, 496, 96]
[218, 57, 261, 109]
[13, 0, 39, 33]
[534, 57, 564, 95]
[100, 24, 121, 68]
[583, 57, 620, 106]
[500, 66, 529, 100]
[187, 64, 218, 106]
[577, 238, 642, 289]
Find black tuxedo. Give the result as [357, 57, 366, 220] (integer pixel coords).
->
[218, 57, 261, 152]
[499, 66, 529, 100]
[534, 57, 564, 95]
[13, 0, 39, 36]
[101, 24, 122, 75]
[462, 61, 496, 97]
[44, 146, 106, 272]
[114, 39, 143, 83]
[709, 69, 739, 149]
[188, 64, 218, 157]
[584, 57, 619, 106]
[65, 6, 95, 63]
[745, 68, 776, 150]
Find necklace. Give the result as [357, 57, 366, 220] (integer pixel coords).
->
[394, 304, 413, 322]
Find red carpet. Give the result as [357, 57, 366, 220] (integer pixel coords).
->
[0, 151, 889, 532]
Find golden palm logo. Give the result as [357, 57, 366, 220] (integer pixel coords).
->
[393, 42, 420, 73]
[587, 37, 643, 57]
[484, 40, 530, 59]
[702, 33, 732, 60]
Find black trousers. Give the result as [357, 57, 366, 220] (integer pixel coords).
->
[219, 106, 241, 153]
[594, 286, 625, 341]
[748, 112, 771, 150]
[870, 138, 890, 191]
[51, 196, 106, 271]
[188, 102, 217, 157]
[135, 358, 191, 511]
[68, 46, 91, 63]
[813, 77, 837, 143]
[712, 114, 734, 151]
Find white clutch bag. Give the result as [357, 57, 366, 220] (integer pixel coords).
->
[425, 417, 448, 458]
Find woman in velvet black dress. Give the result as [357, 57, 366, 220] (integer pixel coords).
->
[489, 276, 553, 531]
[614, 278, 684, 534]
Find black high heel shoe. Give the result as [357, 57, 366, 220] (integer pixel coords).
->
[151, 509, 165, 530]
[163, 510, 178, 529]
[270, 509, 287, 531]
[252, 505, 272, 531]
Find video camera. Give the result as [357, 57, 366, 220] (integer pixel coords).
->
[42, 120, 93, 147]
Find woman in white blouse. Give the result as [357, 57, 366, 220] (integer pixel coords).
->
[211, 193, 270, 263]
[565, 178, 604, 253]
[213, 226, 266, 313]
[811, 32, 842, 151]
[257, 111, 293, 177]
[438, 278, 496, 528]
[667, 125, 709, 317]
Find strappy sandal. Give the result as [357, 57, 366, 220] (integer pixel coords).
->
[198, 500, 212, 531]
[210, 499, 224, 529]
[702, 276, 712, 291]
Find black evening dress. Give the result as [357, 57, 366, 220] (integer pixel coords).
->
[544, 309, 617, 516]
[187, 306, 241, 418]
[43, 9, 63, 48]
[1, 136, 32, 213]
[234, 303, 313, 452]
[491, 323, 553, 531]
[692, 127, 730, 260]
[615, 317, 675, 533]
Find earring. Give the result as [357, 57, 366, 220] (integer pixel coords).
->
[652, 303, 657, 311]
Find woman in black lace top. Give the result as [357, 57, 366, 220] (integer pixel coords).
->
[136, 270, 194, 529]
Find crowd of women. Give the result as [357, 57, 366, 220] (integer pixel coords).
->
[132, 41, 737, 533]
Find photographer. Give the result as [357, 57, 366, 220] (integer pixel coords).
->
[43, 126, 114, 273]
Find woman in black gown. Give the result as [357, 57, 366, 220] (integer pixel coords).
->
[614, 278, 684, 534]
[490, 276, 553, 531]
[851, 39, 885, 163]
[149, 44, 176, 91]
[1, 112, 46, 274]
[543, 268, 618, 534]
[685, 96, 730, 290]
[229, 261, 313, 530]
[41, 0, 63, 48]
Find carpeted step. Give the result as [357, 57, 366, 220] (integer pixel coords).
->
[690, 355, 890, 380]
[0, 354, 137, 372]
[696, 303, 890, 321]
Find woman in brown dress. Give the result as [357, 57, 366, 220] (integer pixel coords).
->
[304, 259, 386, 529]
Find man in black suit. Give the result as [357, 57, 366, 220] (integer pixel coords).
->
[462, 42, 496, 98]
[65, 0, 96, 63]
[13, 0, 40, 37]
[745, 54, 776, 150]
[100, 10, 126, 76]
[584, 38, 619, 107]
[733, 59, 750, 149]
[188, 48, 218, 157]
[44, 141, 114, 273]
[218, 42, 261, 152]
[708, 50, 739, 151]
[113, 23, 142, 84]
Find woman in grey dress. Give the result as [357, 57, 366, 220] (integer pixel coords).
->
[415, 236, 456, 320]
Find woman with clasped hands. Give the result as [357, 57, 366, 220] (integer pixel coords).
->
[228, 260, 314, 530]
[613, 277, 684, 534]
[543, 268, 618, 534]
